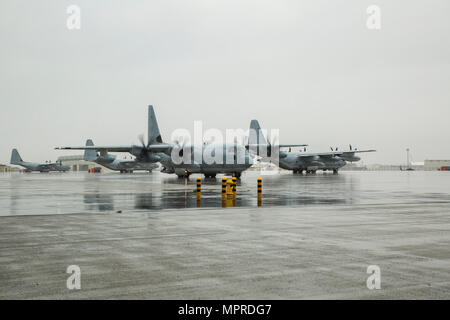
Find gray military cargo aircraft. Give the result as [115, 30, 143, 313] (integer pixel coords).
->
[248, 120, 375, 174]
[83, 139, 158, 173]
[10, 149, 70, 172]
[58, 105, 289, 178]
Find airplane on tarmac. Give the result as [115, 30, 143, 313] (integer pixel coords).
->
[10, 149, 70, 172]
[83, 139, 158, 173]
[56, 105, 305, 178]
[248, 120, 376, 174]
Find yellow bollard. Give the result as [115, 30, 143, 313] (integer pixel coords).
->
[257, 177, 262, 206]
[232, 177, 237, 197]
[226, 197, 236, 207]
[196, 177, 202, 201]
[226, 179, 234, 199]
[222, 177, 227, 200]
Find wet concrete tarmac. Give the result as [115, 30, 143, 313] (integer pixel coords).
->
[1, 171, 450, 215]
[0, 171, 449, 299]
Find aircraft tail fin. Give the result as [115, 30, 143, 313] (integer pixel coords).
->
[248, 120, 268, 146]
[148, 105, 163, 145]
[84, 139, 98, 161]
[10, 149, 23, 165]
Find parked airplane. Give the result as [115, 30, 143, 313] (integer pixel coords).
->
[10, 149, 70, 172]
[58, 105, 301, 178]
[83, 139, 158, 173]
[249, 120, 376, 174]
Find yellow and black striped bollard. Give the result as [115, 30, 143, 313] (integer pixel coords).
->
[221, 177, 227, 206]
[196, 177, 202, 206]
[257, 177, 262, 207]
[232, 177, 237, 198]
[226, 179, 236, 207]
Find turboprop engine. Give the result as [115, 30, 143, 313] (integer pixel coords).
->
[131, 145, 161, 162]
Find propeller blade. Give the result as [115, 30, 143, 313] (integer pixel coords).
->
[138, 134, 146, 147]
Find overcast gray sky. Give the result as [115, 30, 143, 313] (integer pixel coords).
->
[1, 0, 449, 165]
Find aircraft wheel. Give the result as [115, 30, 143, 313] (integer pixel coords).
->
[333, 169, 338, 174]
[233, 172, 241, 179]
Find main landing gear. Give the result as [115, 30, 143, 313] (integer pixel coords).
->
[120, 170, 133, 174]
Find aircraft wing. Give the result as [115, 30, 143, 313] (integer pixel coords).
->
[146, 143, 173, 152]
[55, 143, 172, 153]
[246, 143, 308, 150]
[296, 149, 376, 159]
[297, 151, 340, 158]
[342, 149, 376, 154]
[278, 144, 308, 148]
[55, 145, 133, 152]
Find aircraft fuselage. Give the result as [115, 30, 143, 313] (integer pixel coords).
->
[16, 161, 70, 172]
[158, 143, 253, 177]
[278, 153, 347, 173]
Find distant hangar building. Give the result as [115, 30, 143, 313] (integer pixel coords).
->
[0, 164, 19, 173]
[424, 160, 450, 171]
[56, 155, 100, 172]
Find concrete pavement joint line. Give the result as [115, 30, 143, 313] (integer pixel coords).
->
[0, 231, 230, 250]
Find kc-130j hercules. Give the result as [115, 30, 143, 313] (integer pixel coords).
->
[57, 105, 252, 178]
[56, 105, 305, 178]
[249, 120, 375, 174]
[83, 139, 158, 173]
[10, 149, 70, 172]
[57, 106, 253, 178]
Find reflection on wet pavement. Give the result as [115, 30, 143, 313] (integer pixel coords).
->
[1, 171, 450, 215]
